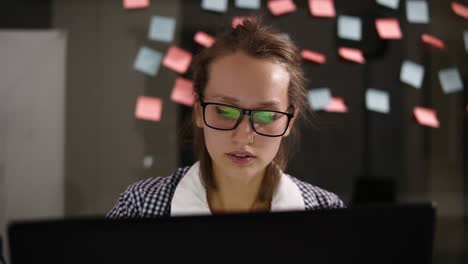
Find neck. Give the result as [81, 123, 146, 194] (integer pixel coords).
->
[208, 165, 269, 213]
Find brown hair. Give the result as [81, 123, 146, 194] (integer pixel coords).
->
[191, 18, 309, 202]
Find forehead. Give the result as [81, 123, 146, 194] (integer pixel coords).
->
[204, 52, 290, 108]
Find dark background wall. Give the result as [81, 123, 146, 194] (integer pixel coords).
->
[1, 0, 467, 263]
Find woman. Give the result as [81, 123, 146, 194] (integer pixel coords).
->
[107, 19, 344, 218]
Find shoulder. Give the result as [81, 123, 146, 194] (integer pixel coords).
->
[106, 166, 190, 219]
[289, 175, 345, 210]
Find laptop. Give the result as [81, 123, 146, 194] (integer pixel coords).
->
[8, 204, 435, 264]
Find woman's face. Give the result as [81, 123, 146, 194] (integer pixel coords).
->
[195, 51, 297, 183]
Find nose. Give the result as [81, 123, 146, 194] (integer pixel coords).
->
[231, 115, 254, 145]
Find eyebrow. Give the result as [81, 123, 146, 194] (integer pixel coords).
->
[209, 95, 281, 108]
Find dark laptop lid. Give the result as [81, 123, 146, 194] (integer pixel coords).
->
[8, 204, 435, 264]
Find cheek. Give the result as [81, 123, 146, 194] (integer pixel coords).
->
[203, 128, 225, 157]
[256, 137, 283, 160]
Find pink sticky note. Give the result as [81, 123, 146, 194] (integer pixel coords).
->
[338, 47, 366, 64]
[452, 2, 468, 19]
[413, 107, 440, 128]
[171, 77, 195, 106]
[301, 49, 326, 64]
[163, 46, 193, 74]
[309, 0, 336, 18]
[123, 0, 149, 9]
[268, 0, 297, 16]
[135, 96, 163, 122]
[421, 34, 446, 49]
[375, 18, 402, 39]
[324, 97, 348, 113]
[194, 31, 216, 48]
[232, 16, 256, 28]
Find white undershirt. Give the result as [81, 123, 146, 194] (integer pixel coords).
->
[170, 161, 305, 216]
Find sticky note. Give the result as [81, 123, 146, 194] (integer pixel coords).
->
[464, 31, 468, 52]
[202, 0, 228, 13]
[337, 15, 362, 41]
[194, 31, 216, 48]
[308, 88, 332, 111]
[400, 60, 424, 89]
[376, 0, 400, 9]
[232, 16, 255, 28]
[451, 2, 468, 19]
[324, 97, 348, 113]
[133, 46, 163, 77]
[123, 0, 149, 9]
[235, 0, 261, 9]
[171, 77, 195, 106]
[148, 16, 176, 43]
[406, 0, 430, 24]
[366, 89, 390, 114]
[135, 96, 163, 122]
[375, 18, 402, 39]
[438, 68, 464, 94]
[338, 47, 366, 64]
[301, 49, 326, 64]
[309, 0, 336, 18]
[142, 155, 154, 169]
[413, 107, 439, 128]
[162, 46, 193, 74]
[281, 33, 291, 40]
[268, 0, 297, 16]
[421, 34, 445, 49]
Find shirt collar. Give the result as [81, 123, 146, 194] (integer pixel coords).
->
[170, 161, 305, 216]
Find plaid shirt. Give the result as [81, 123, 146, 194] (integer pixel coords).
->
[107, 166, 345, 218]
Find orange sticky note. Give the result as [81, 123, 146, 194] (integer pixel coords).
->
[452, 2, 468, 19]
[309, 0, 336, 18]
[232, 16, 256, 28]
[421, 34, 446, 49]
[135, 96, 163, 122]
[171, 77, 195, 106]
[123, 0, 149, 9]
[324, 97, 348, 113]
[301, 49, 326, 64]
[194, 31, 216, 48]
[375, 18, 402, 39]
[163, 46, 193, 74]
[338, 47, 366, 64]
[413, 106, 440, 128]
[268, 0, 297, 16]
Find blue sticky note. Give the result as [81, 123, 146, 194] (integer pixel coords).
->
[133, 46, 163, 76]
[235, 0, 261, 10]
[438, 68, 464, 94]
[406, 0, 429, 24]
[308, 88, 332, 111]
[337, 15, 362, 41]
[366, 89, 390, 114]
[400, 60, 425, 89]
[376, 0, 400, 9]
[202, 0, 228, 13]
[148, 16, 176, 43]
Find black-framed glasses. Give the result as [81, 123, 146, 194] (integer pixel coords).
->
[199, 100, 295, 137]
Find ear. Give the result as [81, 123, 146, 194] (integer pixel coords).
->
[282, 108, 299, 137]
[194, 100, 204, 128]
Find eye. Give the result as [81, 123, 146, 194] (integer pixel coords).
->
[215, 106, 240, 119]
[253, 111, 277, 124]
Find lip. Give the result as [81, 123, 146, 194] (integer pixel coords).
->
[227, 150, 256, 157]
[225, 151, 256, 165]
